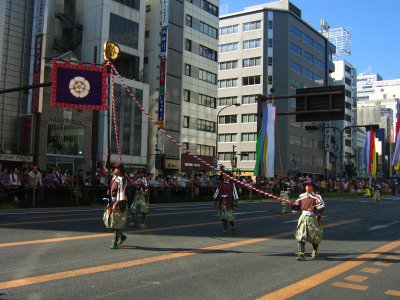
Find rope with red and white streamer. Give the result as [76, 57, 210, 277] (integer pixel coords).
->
[110, 70, 122, 163]
[106, 61, 288, 203]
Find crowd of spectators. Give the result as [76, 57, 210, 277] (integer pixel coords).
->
[1, 162, 398, 205]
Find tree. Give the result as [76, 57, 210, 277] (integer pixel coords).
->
[343, 161, 357, 179]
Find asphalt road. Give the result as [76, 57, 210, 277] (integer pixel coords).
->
[0, 195, 399, 300]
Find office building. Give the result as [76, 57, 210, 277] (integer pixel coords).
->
[144, 0, 219, 175]
[218, 0, 335, 177]
[0, 0, 35, 165]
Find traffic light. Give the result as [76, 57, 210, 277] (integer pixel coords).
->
[155, 154, 165, 169]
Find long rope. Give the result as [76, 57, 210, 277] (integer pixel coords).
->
[111, 70, 122, 163]
[106, 61, 289, 203]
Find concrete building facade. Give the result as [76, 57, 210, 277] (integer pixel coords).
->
[0, 0, 149, 174]
[144, 0, 219, 176]
[218, 0, 335, 178]
[0, 0, 35, 166]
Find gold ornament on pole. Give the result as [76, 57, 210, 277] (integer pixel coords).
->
[103, 41, 120, 61]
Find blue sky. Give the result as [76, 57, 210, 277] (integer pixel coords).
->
[219, 0, 400, 80]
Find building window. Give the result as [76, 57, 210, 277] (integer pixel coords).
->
[185, 64, 191, 76]
[267, 75, 273, 85]
[145, 30, 150, 38]
[218, 96, 238, 106]
[218, 115, 237, 124]
[289, 134, 301, 145]
[109, 13, 139, 49]
[303, 33, 314, 47]
[200, 22, 217, 39]
[47, 123, 84, 156]
[243, 20, 261, 32]
[241, 132, 257, 142]
[268, 20, 273, 29]
[303, 50, 314, 63]
[185, 39, 192, 52]
[197, 119, 215, 132]
[290, 60, 302, 74]
[242, 113, 257, 123]
[199, 69, 217, 84]
[183, 142, 189, 152]
[267, 57, 273, 66]
[201, 0, 218, 16]
[197, 144, 215, 156]
[144, 57, 148, 64]
[242, 95, 257, 104]
[146, 4, 150, 11]
[184, 89, 190, 102]
[219, 42, 239, 53]
[199, 45, 217, 61]
[183, 116, 190, 128]
[218, 78, 238, 88]
[243, 39, 261, 50]
[219, 60, 238, 71]
[199, 94, 216, 108]
[114, 0, 140, 10]
[268, 38, 273, 48]
[220, 24, 238, 36]
[242, 57, 261, 68]
[218, 133, 237, 143]
[290, 24, 302, 39]
[290, 42, 302, 56]
[241, 152, 256, 160]
[186, 15, 192, 27]
[112, 84, 143, 155]
[243, 76, 261, 86]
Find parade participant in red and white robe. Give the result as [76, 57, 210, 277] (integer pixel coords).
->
[214, 172, 239, 234]
[287, 179, 325, 261]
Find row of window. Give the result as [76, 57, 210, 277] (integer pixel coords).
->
[186, 15, 218, 39]
[290, 42, 324, 70]
[218, 95, 258, 106]
[218, 75, 269, 88]
[185, 64, 217, 84]
[218, 132, 258, 142]
[183, 116, 216, 133]
[290, 24, 325, 54]
[289, 61, 324, 84]
[289, 153, 324, 167]
[218, 113, 258, 124]
[183, 90, 216, 108]
[218, 152, 256, 161]
[185, 39, 217, 62]
[114, 0, 140, 10]
[186, 0, 218, 17]
[289, 134, 318, 149]
[220, 20, 263, 36]
[219, 38, 264, 53]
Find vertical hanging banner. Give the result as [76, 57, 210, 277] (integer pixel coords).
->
[31, 0, 48, 113]
[364, 130, 377, 176]
[254, 105, 276, 178]
[392, 115, 400, 170]
[161, 0, 169, 27]
[160, 28, 168, 60]
[51, 59, 108, 110]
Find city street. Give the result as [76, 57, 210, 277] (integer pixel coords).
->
[0, 196, 399, 299]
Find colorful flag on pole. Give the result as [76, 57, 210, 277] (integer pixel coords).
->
[254, 105, 276, 178]
[364, 130, 377, 175]
[51, 59, 108, 110]
[392, 115, 400, 170]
